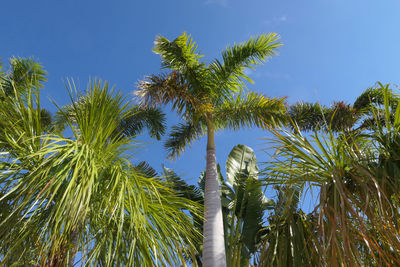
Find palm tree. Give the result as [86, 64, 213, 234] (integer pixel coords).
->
[163, 144, 274, 266]
[0, 78, 201, 266]
[262, 84, 400, 265]
[136, 32, 287, 266]
[0, 57, 52, 135]
[288, 82, 399, 133]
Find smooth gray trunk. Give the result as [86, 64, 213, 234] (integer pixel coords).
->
[202, 126, 227, 267]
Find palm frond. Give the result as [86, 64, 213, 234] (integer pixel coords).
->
[210, 33, 282, 99]
[118, 106, 166, 140]
[3, 57, 47, 96]
[214, 91, 287, 130]
[353, 84, 398, 111]
[162, 166, 203, 204]
[288, 101, 328, 132]
[0, 79, 201, 266]
[136, 71, 203, 118]
[164, 122, 205, 160]
[153, 32, 208, 96]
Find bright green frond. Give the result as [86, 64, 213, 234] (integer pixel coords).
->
[0, 80, 201, 265]
[153, 32, 208, 95]
[0, 80, 47, 154]
[164, 122, 205, 160]
[209, 33, 282, 99]
[55, 79, 167, 140]
[214, 91, 287, 130]
[153, 32, 203, 70]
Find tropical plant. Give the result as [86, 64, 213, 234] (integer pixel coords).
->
[220, 144, 273, 267]
[288, 82, 399, 133]
[0, 57, 52, 136]
[261, 83, 400, 266]
[164, 144, 274, 267]
[52, 80, 166, 139]
[136, 32, 287, 266]
[256, 185, 316, 267]
[0, 78, 201, 266]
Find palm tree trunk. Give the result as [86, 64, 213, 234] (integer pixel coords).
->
[202, 123, 227, 267]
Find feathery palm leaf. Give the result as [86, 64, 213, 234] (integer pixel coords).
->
[210, 33, 282, 100]
[164, 122, 205, 159]
[215, 91, 287, 130]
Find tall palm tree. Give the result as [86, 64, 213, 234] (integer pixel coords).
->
[288, 82, 399, 133]
[163, 144, 274, 266]
[136, 32, 287, 266]
[0, 78, 201, 266]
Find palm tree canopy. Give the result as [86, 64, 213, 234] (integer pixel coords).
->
[52, 79, 167, 139]
[0, 79, 201, 266]
[136, 32, 288, 159]
[288, 82, 400, 133]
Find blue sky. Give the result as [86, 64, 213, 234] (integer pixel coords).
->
[2, 0, 400, 200]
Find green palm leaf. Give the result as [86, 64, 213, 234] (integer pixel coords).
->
[215, 91, 287, 130]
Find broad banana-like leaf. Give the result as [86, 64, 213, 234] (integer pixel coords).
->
[226, 144, 258, 187]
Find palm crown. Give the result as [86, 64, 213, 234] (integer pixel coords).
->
[136, 32, 287, 158]
[136, 32, 287, 266]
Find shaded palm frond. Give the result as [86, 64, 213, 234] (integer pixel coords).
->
[164, 122, 205, 160]
[288, 101, 329, 132]
[118, 106, 166, 140]
[162, 166, 203, 203]
[136, 71, 204, 118]
[353, 84, 398, 111]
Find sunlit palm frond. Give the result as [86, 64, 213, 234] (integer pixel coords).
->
[0, 79, 201, 266]
[153, 32, 208, 96]
[0, 81, 47, 155]
[210, 33, 282, 99]
[214, 91, 287, 130]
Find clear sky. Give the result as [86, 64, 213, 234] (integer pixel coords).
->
[2, 0, 400, 196]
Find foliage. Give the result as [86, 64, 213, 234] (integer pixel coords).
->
[288, 82, 400, 133]
[136, 32, 287, 159]
[0, 77, 201, 266]
[261, 83, 400, 266]
[256, 186, 316, 267]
